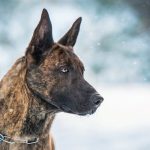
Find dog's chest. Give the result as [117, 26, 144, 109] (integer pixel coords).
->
[22, 107, 55, 136]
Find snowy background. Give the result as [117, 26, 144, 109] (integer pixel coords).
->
[0, 0, 150, 149]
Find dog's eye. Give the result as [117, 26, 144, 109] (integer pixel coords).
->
[60, 66, 69, 73]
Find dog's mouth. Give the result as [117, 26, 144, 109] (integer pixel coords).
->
[30, 90, 99, 116]
[46, 97, 101, 116]
[45, 100, 97, 116]
[58, 105, 97, 116]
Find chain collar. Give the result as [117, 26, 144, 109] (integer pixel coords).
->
[0, 134, 39, 145]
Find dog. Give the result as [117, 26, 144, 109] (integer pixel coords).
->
[0, 9, 104, 150]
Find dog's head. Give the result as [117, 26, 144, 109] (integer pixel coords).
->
[25, 9, 103, 115]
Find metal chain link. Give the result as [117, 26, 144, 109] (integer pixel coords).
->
[0, 134, 39, 145]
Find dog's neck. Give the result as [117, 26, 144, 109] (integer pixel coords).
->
[0, 57, 55, 139]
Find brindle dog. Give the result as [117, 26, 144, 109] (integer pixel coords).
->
[0, 9, 104, 150]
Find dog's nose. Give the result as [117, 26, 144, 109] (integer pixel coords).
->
[93, 96, 104, 106]
[91, 94, 104, 107]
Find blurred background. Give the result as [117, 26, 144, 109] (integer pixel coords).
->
[0, 0, 150, 149]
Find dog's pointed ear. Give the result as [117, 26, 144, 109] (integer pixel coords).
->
[58, 17, 82, 47]
[26, 8, 54, 65]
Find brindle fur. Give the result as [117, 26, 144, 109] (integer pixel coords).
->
[0, 9, 103, 150]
